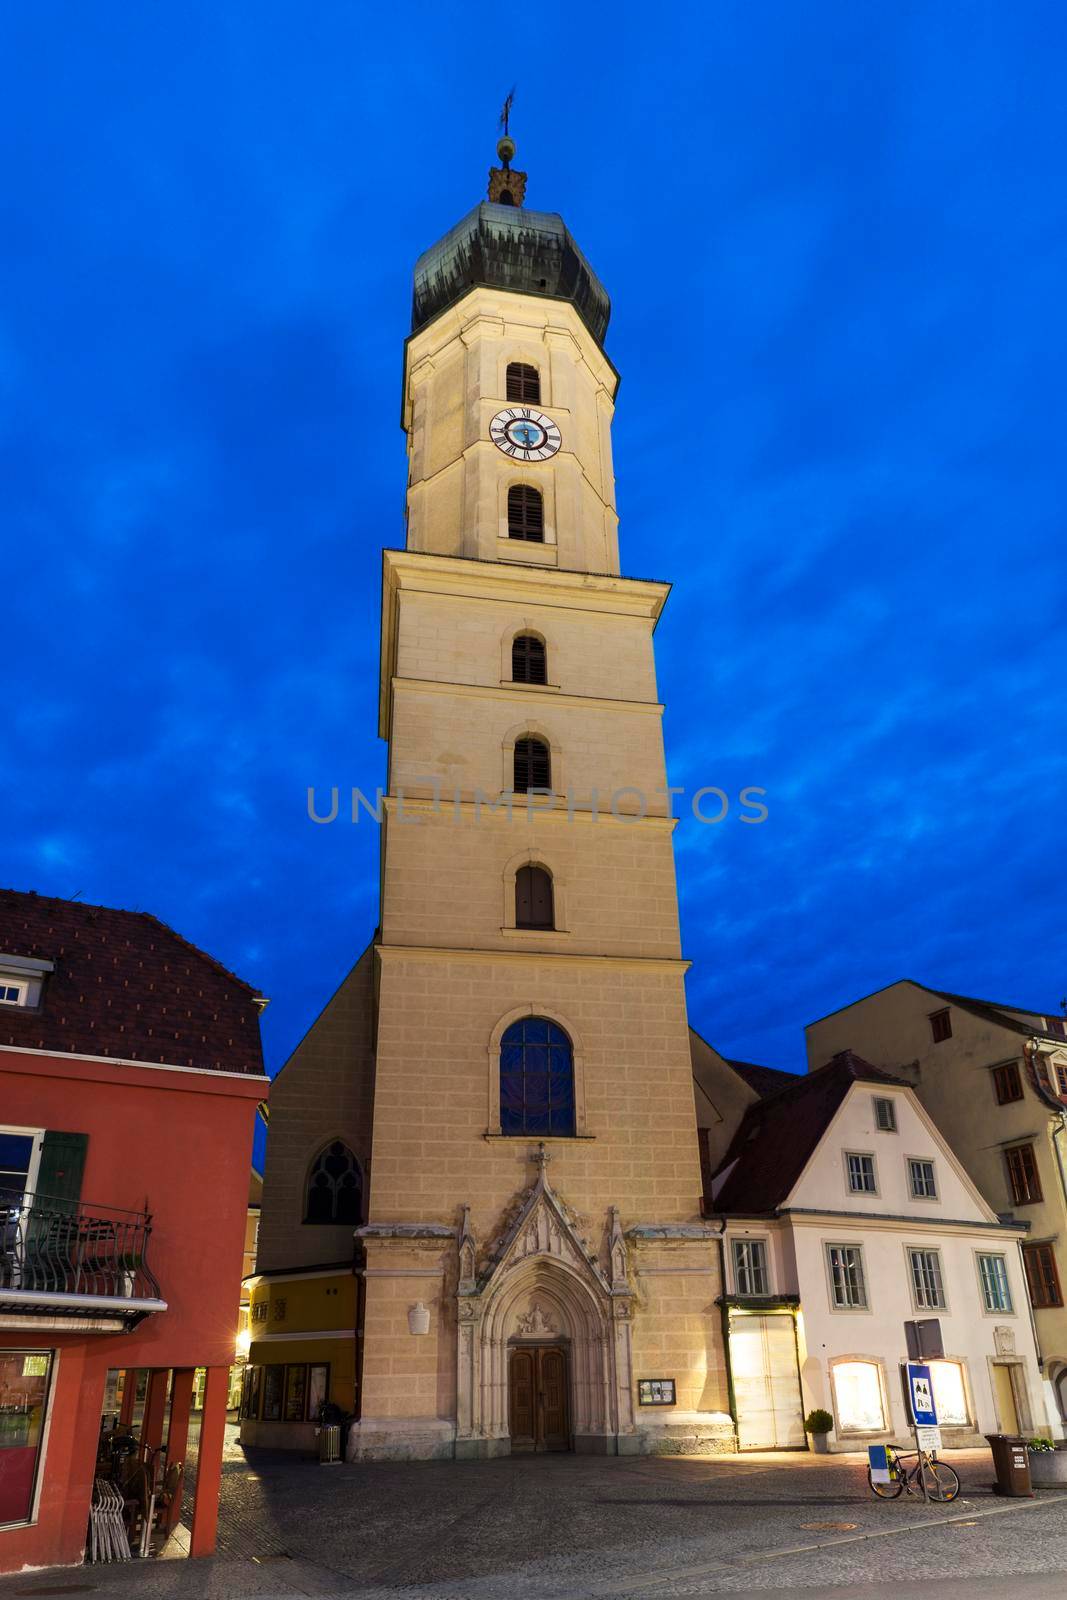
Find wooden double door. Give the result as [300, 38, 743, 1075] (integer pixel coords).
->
[508, 1345, 570, 1453]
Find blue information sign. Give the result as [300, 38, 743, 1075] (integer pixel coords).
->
[906, 1361, 938, 1426]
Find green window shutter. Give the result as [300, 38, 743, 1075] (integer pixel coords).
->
[36, 1131, 88, 1212]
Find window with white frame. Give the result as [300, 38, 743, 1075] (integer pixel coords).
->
[0, 1128, 43, 1206]
[732, 1238, 770, 1296]
[831, 1360, 886, 1432]
[0, 981, 25, 1006]
[977, 1252, 1013, 1313]
[827, 1243, 868, 1309]
[873, 1097, 897, 1132]
[929, 1360, 970, 1426]
[909, 1247, 947, 1309]
[846, 1152, 877, 1193]
[908, 1158, 938, 1199]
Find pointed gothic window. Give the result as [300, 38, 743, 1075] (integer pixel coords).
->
[500, 1017, 575, 1136]
[507, 485, 544, 542]
[506, 363, 540, 403]
[514, 736, 550, 793]
[512, 634, 547, 684]
[515, 864, 554, 929]
[304, 1141, 363, 1225]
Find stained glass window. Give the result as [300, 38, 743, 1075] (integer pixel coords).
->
[499, 1017, 575, 1137]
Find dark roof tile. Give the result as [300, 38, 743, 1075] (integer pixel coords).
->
[0, 888, 265, 1075]
[710, 1051, 910, 1215]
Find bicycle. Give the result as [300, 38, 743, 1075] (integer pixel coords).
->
[867, 1443, 960, 1502]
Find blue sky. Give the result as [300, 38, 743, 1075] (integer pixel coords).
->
[4, 3, 1065, 1095]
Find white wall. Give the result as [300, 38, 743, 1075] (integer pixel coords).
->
[785, 1085, 1045, 1447]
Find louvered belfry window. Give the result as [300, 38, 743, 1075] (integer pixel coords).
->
[507, 485, 544, 542]
[514, 736, 551, 793]
[506, 362, 540, 403]
[515, 864, 554, 929]
[512, 634, 547, 684]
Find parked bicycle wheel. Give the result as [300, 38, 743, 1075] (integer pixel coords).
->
[867, 1464, 904, 1498]
[921, 1459, 960, 1502]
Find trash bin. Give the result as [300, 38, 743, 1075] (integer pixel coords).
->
[318, 1424, 342, 1465]
[985, 1433, 1033, 1497]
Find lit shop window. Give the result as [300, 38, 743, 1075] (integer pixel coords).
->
[0, 1350, 54, 1526]
[831, 1360, 887, 1433]
[929, 1360, 970, 1427]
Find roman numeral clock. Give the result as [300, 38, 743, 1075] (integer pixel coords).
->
[489, 406, 562, 462]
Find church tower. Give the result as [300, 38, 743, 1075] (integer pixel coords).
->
[349, 129, 734, 1459]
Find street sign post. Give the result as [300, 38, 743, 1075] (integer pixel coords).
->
[905, 1360, 940, 1499]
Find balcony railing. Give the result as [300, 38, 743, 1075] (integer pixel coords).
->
[1, 1191, 162, 1320]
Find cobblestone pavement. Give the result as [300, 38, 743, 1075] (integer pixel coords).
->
[4, 1437, 1067, 1599]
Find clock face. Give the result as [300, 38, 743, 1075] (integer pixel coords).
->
[489, 407, 562, 462]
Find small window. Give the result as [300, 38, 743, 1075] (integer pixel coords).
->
[908, 1158, 937, 1199]
[1023, 1242, 1063, 1309]
[992, 1063, 1023, 1104]
[507, 484, 544, 542]
[930, 1009, 952, 1043]
[846, 1152, 877, 1193]
[909, 1247, 946, 1309]
[978, 1253, 1013, 1313]
[1056, 1063, 1067, 1097]
[0, 982, 24, 1005]
[251, 1301, 268, 1324]
[874, 1097, 897, 1132]
[732, 1238, 770, 1296]
[304, 1141, 363, 1225]
[827, 1244, 868, 1309]
[506, 362, 540, 403]
[513, 736, 551, 794]
[515, 865, 554, 930]
[512, 634, 547, 684]
[1005, 1143, 1042, 1205]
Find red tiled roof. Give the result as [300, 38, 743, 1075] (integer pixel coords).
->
[0, 888, 265, 1075]
[709, 1051, 911, 1215]
[727, 1059, 799, 1098]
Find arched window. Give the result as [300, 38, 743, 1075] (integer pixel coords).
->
[500, 1017, 575, 1136]
[516, 864, 554, 929]
[512, 634, 547, 684]
[304, 1141, 363, 1225]
[506, 362, 540, 403]
[507, 485, 544, 543]
[514, 736, 550, 793]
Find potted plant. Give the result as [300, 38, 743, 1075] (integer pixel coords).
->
[804, 1408, 834, 1454]
[1026, 1437, 1067, 1487]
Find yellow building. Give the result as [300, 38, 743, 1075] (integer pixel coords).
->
[245, 135, 735, 1459]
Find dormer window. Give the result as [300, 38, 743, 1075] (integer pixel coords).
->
[0, 956, 52, 1009]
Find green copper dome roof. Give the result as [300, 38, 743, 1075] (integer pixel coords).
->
[412, 202, 611, 349]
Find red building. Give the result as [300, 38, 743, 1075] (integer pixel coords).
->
[0, 889, 267, 1571]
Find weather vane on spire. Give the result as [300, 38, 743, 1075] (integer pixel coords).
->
[488, 88, 527, 207]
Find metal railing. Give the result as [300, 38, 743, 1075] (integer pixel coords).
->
[0, 1190, 161, 1304]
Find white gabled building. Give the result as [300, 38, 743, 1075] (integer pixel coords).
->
[707, 1051, 1048, 1452]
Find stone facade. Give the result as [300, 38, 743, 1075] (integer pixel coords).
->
[251, 190, 738, 1460]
